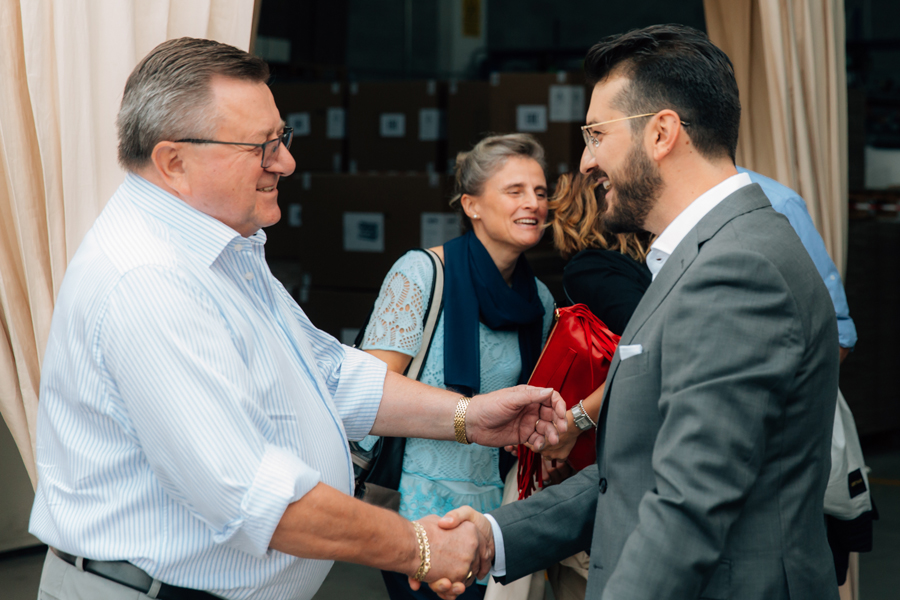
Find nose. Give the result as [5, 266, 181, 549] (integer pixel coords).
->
[580, 145, 597, 175]
[266, 142, 296, 177]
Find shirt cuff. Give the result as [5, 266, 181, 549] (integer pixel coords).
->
[332, 347, 387, 440]
[226, 444, 321, 558]
[484, 514, 507, 577]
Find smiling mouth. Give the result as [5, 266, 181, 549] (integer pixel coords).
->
[514, 218, 539, 225]
[258, 185, 276, 192]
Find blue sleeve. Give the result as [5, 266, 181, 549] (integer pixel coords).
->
[740, 168, 857, 348]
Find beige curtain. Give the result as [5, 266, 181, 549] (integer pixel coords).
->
[704, 0, 848, 275]
[0, 0, 256, 488]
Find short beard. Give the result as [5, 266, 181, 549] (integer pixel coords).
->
[601, 139, 663, 234]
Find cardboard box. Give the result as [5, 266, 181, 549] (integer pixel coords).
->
[488, 72, 589, 177]
[347, 80, 447, 173]
[270, 82, 346, 173]
[264, 173, 458, 289]
[446, 80, 491, 172]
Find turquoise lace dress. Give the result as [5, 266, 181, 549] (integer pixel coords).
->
[360, 250, 555, 521]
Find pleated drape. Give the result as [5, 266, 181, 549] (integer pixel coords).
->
[0, 0, 257, 487]
[704, 0, 849, 274]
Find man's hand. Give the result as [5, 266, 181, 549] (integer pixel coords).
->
[531, 409, 580, 461]
[413, 507, 496, 600]
[405, 515, 481, 597]
[466, 386, 567, 450]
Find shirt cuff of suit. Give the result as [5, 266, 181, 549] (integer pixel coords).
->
[484, 514, 507, 577]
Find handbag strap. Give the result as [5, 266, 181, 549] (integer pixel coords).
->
[354, 248, 444, 382]
[403, 248, 444, 381]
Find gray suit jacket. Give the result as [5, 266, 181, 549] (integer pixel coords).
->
[492, 184, 839, 600]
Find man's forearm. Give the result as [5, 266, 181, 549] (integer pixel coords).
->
[370, 370, 461, 440]
[270, 483, 419, 572]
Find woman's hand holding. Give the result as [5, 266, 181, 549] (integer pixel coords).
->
[532, 409, 580, 460]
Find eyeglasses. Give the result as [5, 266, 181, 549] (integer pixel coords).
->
[175, 127, 293, 168]
[581, 113, 690, 156]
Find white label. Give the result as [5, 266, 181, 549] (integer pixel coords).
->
[420, 213, 461, 247]
[343, 212, 384, 252]
[427, 80, 437, 95]
[419, 108, 445, 141]
[326, 107, 346, 139]
[380, 113, 406, 138]
[340, 328, 360, 346]
[287, 112, 311, 136]
[287, 204, 302, 227]
[332, 152, 342, 172]
[548, 85, 586, 123]
[301, 172, 311, 190]
[349, 160, 358, 174]
[350, 82, 359, 95]
[516, 105, 548, 132]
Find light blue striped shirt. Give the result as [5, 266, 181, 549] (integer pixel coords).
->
[29, 173, 387, 600]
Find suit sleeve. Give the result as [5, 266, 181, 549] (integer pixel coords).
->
[602, 248, 806, 600]
[490, 465, 600, 583]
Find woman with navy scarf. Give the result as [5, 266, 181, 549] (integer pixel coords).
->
[360, 134, 556, 600]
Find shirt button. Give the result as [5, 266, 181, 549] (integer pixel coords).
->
[599, 478, 608, 494]
[243, 272, 254, 281]
[234, 245, 245, 252]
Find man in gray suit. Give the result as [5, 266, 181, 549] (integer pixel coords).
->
[424, 24, 840, 600]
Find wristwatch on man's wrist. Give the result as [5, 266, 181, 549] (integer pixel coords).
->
[571, 401, 596, 431]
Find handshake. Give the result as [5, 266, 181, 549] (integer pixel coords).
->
[405, 506, 496, 600]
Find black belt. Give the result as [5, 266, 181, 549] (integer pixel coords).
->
[50, 547, 220, 600]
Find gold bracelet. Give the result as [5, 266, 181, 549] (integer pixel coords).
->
[454, 396, 471, 445]
[412, 521, 431, 581]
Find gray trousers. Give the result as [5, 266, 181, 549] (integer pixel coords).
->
[38, 549, 153, 600]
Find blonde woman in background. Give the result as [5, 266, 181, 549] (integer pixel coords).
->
[359, 133, 557, 600]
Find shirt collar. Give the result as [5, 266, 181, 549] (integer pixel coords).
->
[646, 172, 752, 280]
[123, 173, 267, 267]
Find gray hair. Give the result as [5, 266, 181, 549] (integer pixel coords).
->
[450, 133, 547, 232]
[116, 37, 270, 171]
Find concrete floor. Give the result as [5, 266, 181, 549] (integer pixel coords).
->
[3, 442, 897, 600]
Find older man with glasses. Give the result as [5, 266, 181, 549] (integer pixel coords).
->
[29, 37, 567, 600]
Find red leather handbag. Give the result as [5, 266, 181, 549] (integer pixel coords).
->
[517, 304, 619, 499]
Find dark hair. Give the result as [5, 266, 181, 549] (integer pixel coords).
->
[584, 24, 740, 162]
[449, 133, 546, 233]
[117, 37, 270, 171]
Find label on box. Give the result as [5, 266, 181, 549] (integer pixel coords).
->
[326, 107, 346, 139]
[419, 108, 445, 141]
[287, 204, 302, 227]
[287, 112, 311, 136]
[549, 85, 586, 123]
[340, 328, 360, 346]
[421, 213, 461, 248]
[516, 105, 548, 132]
[380, 113, 406, 138]
[343, 212, 385, 252]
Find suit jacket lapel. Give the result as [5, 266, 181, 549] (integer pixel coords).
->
[600, 183, 772, 404]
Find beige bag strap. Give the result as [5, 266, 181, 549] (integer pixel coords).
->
[404, 248, 444, 380]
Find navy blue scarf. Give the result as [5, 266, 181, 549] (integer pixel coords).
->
[443, 231, 546, 397]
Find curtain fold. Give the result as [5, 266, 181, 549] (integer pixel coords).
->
[704, 0, 848, 275]
[0, 0, 256, 487]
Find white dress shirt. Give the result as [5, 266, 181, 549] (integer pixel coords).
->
[485, 171, 752, 577]
[30, 173, 387, 600]
[646, 172, 752, 280]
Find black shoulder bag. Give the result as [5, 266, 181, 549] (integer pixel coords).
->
[349, 248, 444, 510]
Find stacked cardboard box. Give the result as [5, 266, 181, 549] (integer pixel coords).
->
[265, 173, 457, 289]
[347, 80, 447, 173]
[270, 82, 347, 173]
[488, 72, 589, 177]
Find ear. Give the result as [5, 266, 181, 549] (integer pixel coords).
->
[460, 193, 480, 220]
[647, 109, 683, 162]
[150, 141, 192, 196]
